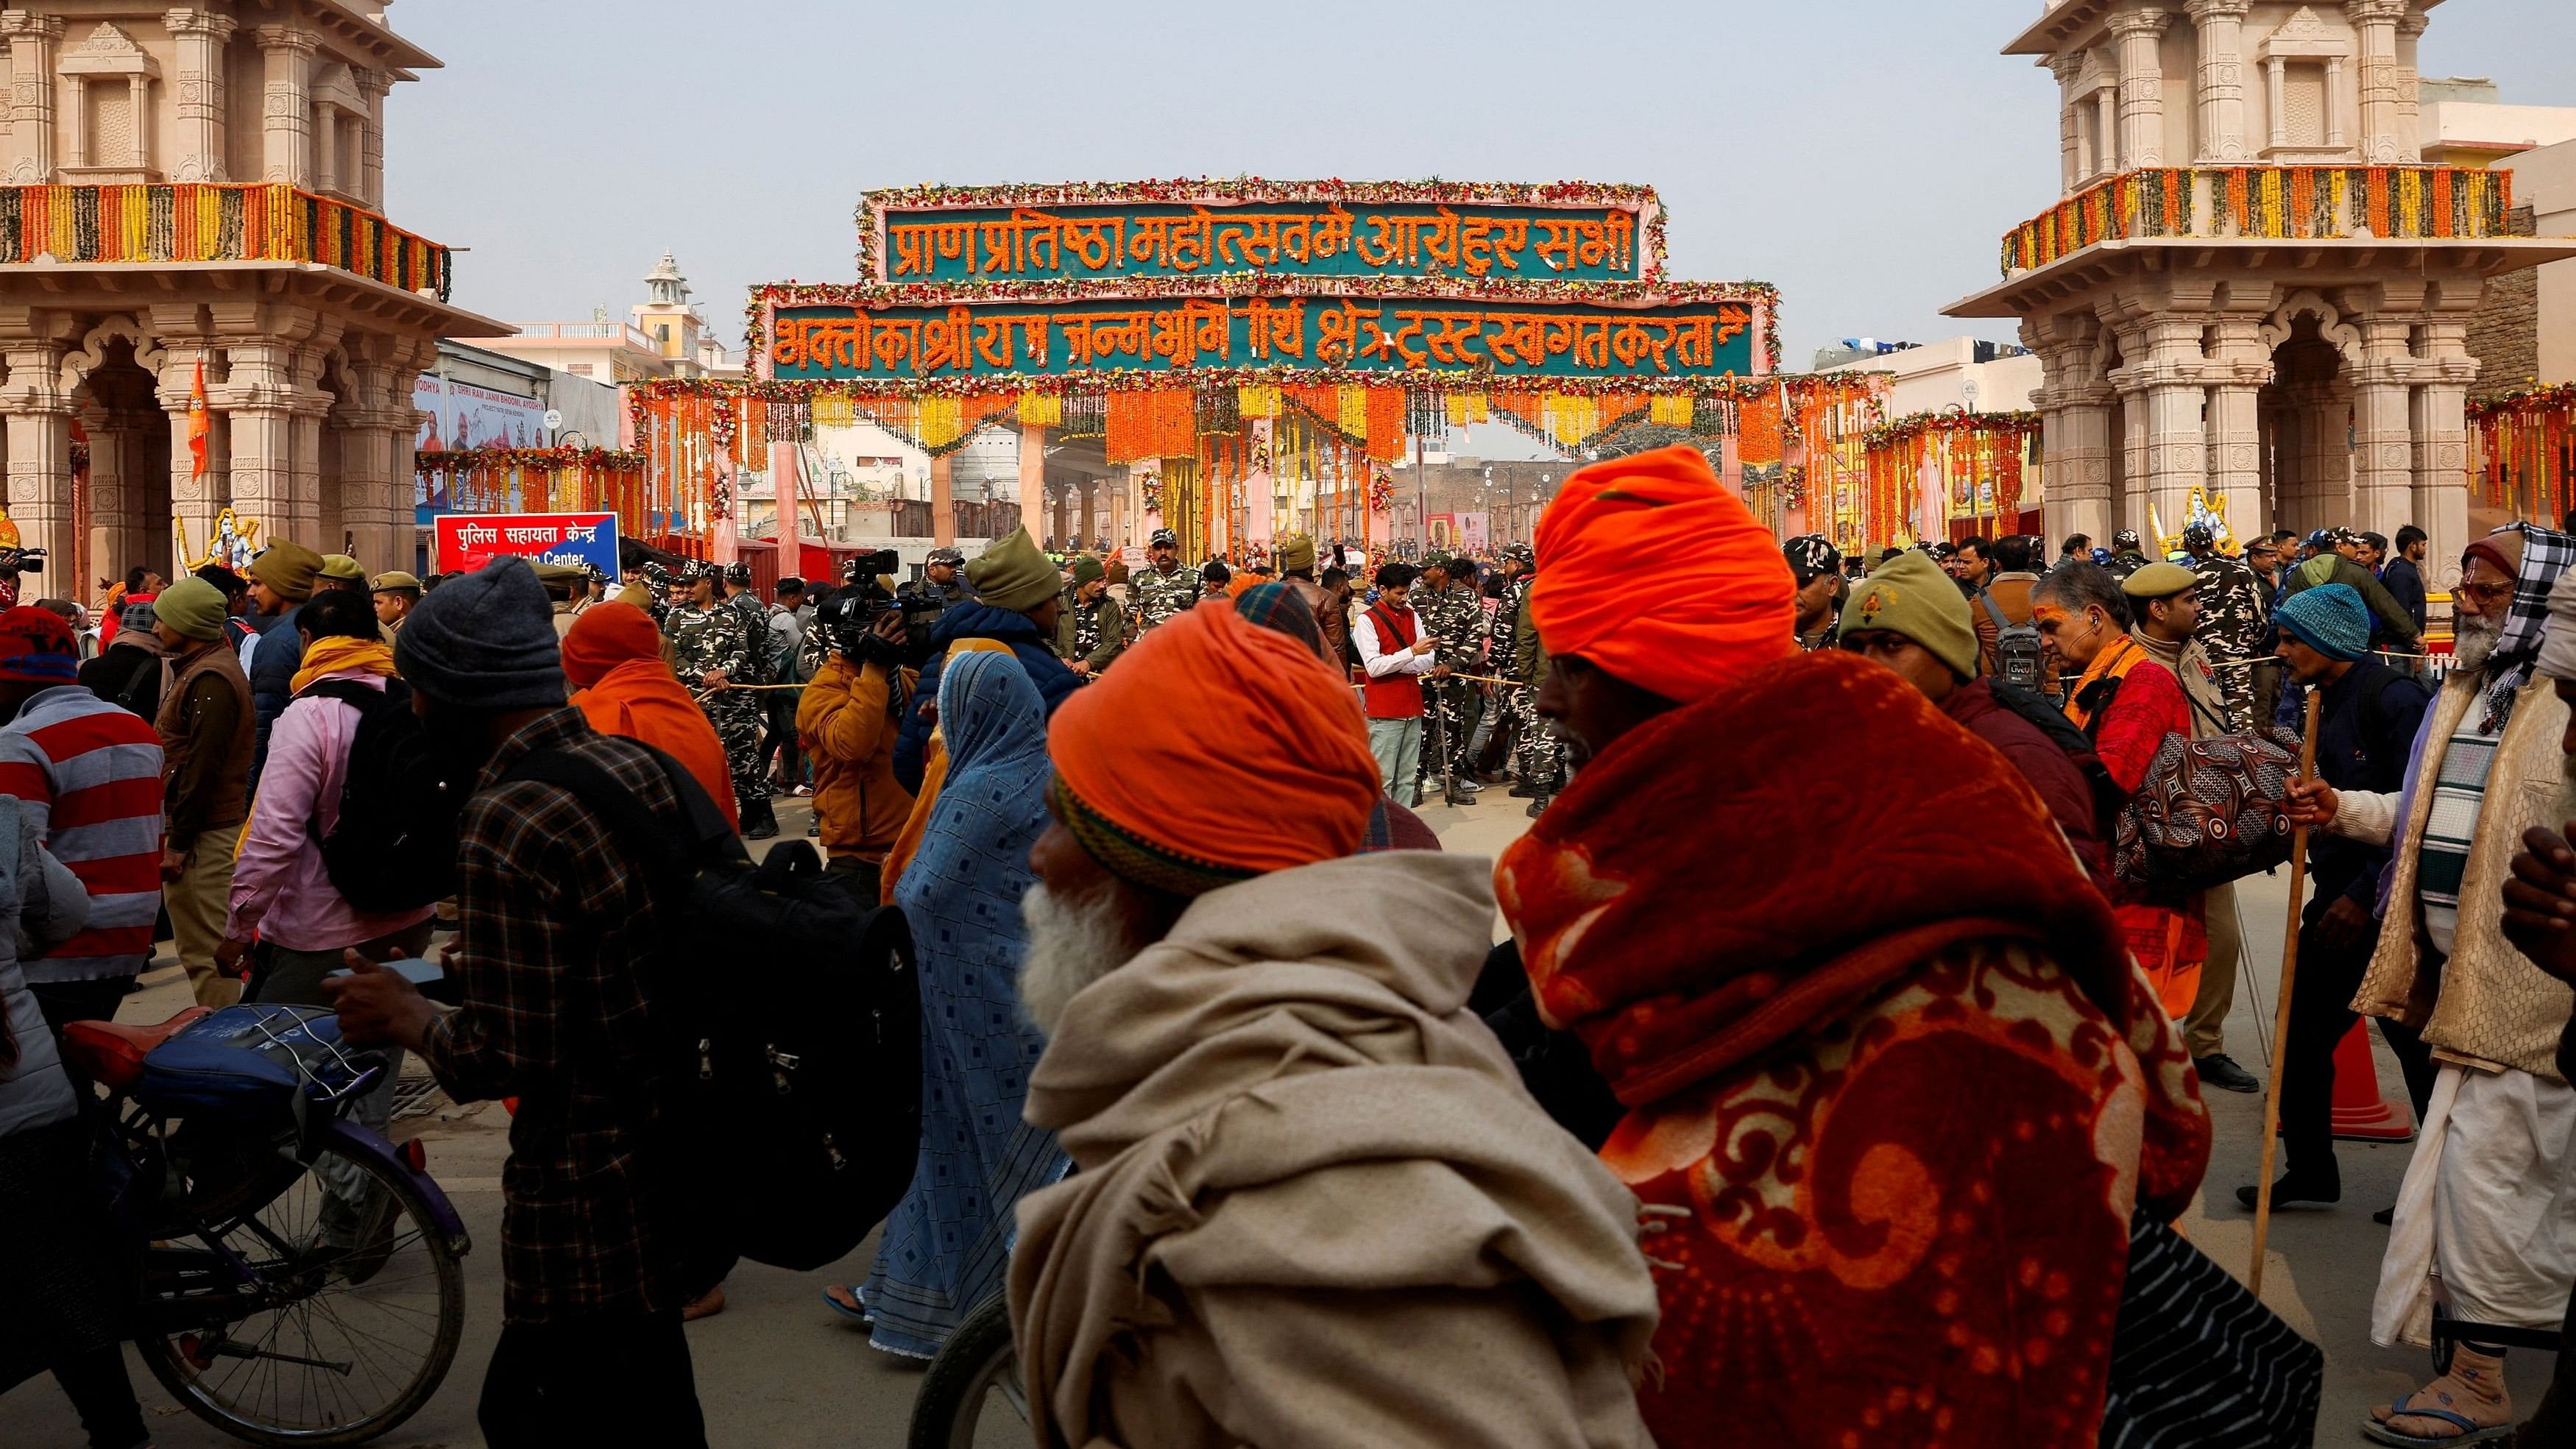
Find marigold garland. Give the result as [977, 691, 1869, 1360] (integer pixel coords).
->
[1998, 164, 2511, 275]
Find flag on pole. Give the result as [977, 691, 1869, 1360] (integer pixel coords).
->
[186, 361, 208, 481]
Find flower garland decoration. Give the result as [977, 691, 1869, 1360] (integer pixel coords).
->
[1998, 164, 2510, 275]
[1138, 469, 1164, 517]
[0, 183, 451, 300]
[1368, 470, 1395, 515]
[415, 445, 648, 472]
[2469, 382, 2576, 522]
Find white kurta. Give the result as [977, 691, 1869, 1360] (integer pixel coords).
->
[2375, 1061, 2576, 1345]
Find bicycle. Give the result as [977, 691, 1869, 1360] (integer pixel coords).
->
[61, 1001, 471, 1446]
[904, 1290, 1022, 1449]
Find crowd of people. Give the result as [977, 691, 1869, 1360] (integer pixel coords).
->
[7, 450, 2576, 1446]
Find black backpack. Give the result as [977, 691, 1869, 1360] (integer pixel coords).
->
[501, 744, 921, 1272]
[1986, 677, 2129, 841]
[298, 679, 459, 913]
[1980, 590, 2046, 691]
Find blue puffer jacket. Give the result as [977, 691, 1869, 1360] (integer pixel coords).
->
[893, 602, 1076, 793]
[247, 601, 309, 796]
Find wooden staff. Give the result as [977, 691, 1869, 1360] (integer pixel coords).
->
[2249, 698, 2325, 1298]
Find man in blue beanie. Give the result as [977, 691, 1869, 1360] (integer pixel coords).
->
[2239, 581, 2433, 1214]
[322, 556, 712, 1448]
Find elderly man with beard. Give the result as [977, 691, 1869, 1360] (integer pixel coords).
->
[2290, 524, 2576, 1446]
[1006, 599, 1661, 1449]
[1493, 446, 2215, 1449]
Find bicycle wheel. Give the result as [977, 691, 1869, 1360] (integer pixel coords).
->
[135, 1138, 465, 1446]
[905, 1292, 1026, 1449]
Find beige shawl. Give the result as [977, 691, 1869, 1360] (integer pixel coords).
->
[1009, 851, 1659, 1449]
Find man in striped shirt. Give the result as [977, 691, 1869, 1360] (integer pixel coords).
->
[0, 606, 163, 1035]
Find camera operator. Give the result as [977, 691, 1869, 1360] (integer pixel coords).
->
[795, 587, 919, 901]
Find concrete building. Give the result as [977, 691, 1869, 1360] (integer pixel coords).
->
[1817, 337, 2045, 417]
[0, 0, 503, 587]
[482, 253, 743, 383]
[2418, 77, 2576, 169]
[1950, 0, 2576, 570]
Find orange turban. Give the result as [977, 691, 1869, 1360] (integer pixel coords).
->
[560, 599, 661, 688]
[1048, 599, 1381, 894]
[1531, 444, 1796, 703]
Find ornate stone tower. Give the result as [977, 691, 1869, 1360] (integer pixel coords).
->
[0, 1, 500, 587]
[1949, 0, 2576, 571]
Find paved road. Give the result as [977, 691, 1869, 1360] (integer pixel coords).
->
[4, 787, 2561, 1445]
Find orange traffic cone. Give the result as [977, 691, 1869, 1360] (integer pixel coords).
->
[2330, 1018, 2414, 1142]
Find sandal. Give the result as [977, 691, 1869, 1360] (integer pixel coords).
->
[2362, 1395, 2516, 1446]
[821, 1283, 869, 1324]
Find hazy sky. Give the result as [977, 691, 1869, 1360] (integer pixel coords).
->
[381, 0, 2576, 368]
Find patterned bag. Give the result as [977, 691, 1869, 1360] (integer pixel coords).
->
[2112, 727, 2301, 895]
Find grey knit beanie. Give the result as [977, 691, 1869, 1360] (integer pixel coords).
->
[393, 556, 567, 707]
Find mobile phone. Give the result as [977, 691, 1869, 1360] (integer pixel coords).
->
[327, 957, 445, 987]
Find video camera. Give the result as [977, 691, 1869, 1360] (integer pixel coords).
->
[0, 545, 48, 576]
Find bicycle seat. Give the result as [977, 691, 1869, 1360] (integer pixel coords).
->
[61, 1007, 212, 1089]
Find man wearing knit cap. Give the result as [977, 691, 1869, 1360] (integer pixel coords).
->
[2126, 559, 2260, 1091]
[1052, 554, 1125, 678]
[1274, 531, 1351, 665]
[1837, 549, 2108, 883]
[2241, 582, 2434, 1211]
[79, 589, 167, 720]
[891, 526, 1075, 794]
[1491, 446, 2209, 1449]
[150, 576, 255, 1007]
[1009, 599, 1661, 1449]
[2283, 525, 2576, 1442]
[322, 556, 710, 1446]
[316, 553, 368, 592]
[243, 539, 322, 795]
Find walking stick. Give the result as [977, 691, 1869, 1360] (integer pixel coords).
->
[2249, 699, 2324, 1297]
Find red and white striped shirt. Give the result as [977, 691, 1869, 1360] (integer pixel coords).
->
[0, 685, 165, 982]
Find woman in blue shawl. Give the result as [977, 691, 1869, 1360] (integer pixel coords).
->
[839, 649, 1068, 1357]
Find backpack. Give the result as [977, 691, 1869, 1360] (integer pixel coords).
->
[297, 679, 460, 914]
[500, 744, 921, 1272]
[1981, 589, 2045, 691]
[2112, 726, 2303, 896]
[1986, 679, 2128, 840]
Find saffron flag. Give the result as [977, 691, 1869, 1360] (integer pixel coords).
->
[186, 361, 208, 481]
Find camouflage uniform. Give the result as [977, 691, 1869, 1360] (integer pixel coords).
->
[2188, 548, 2270, 731]
[1414, 576, 1485, 793]
[666, 594, 765, 817]
[1129, 564, 1200, 634]
[1508, 576, 1562, 796]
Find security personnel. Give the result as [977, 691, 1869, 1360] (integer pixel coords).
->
[1504, 546, 1562, 816]
[922, 546, 972, 607]
[668, 565, 776, 838]
[1411, 553, 1484, 805]
[2106, 528, 2151, 582]
[1055, 554, 1126, 679]
[1130, 527, 1200, 633]
[2183, 522, 2270, 731]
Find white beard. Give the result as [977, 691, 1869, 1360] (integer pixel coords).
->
[1017, 881, 1136, 1037]
[2457, 612, 2503, 673]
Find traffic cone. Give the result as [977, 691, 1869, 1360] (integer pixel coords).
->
[2330, 1018, 2415, 1142]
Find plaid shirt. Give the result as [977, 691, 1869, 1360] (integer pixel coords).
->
[417, 707, 691, 1325]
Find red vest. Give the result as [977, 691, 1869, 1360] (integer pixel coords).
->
[1361, 603, 1426, 720]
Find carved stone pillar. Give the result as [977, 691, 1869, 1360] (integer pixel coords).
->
[2395, 10, 2427, 163]
[2052, 53, 2086, 194]
[353, 68, 388, 208]
[0, 320, 79, 570]
[2111, 9, 2171, 170]
[2413, 319, 2474, 575]
[152, 335, 221, 568]
[2140, 321, 2211, 543]
[2096, 85, 2120, 174]
[2207, 317, 2274, 537]
[2265, 56, 2288, 153]
[164, 10, 234, 183]
[2187, 0, 2251, 163]
[2350, 322, 2416, 539]
[254, 26, 316, 187]
[2347, 0, 2406, 164]
[1, 12, 62, 184]
[223, 340, 299, 539]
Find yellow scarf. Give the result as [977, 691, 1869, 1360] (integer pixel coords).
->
[291, 635, 398, 695]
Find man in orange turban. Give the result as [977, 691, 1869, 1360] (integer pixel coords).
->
[561, 600, 737, 829]
[1007, 599, 1662, 1449]
[1489, 445, 2221, 1449]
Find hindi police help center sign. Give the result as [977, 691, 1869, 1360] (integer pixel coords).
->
[435, 513, 618, 575]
